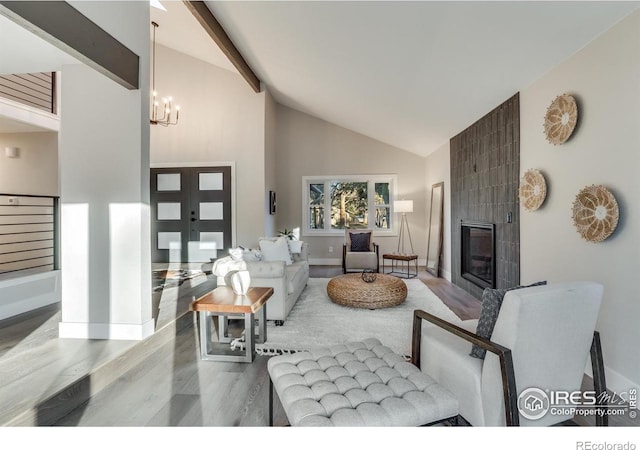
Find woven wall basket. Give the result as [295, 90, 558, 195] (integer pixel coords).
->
[544, 93, 578, 145]
[572, 185, 619, 242]
[519, 169, 547, 211]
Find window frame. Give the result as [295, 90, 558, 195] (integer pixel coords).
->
[302, 174, 398, 237]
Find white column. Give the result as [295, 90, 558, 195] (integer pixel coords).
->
[58, 2, 151, 340]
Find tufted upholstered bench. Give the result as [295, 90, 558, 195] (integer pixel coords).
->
[267, 338, 459, 426]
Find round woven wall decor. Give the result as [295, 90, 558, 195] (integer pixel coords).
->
[544, 94, 578, 145]
[519, 169, 547, 211]
[572, 185, 619, 243]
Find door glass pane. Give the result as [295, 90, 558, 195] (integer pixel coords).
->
[199, 173, 223, 191]
[188, 234, 223, 262]
[309, 183, 324, 229]
[199, 232, 224, 248]
[158, 232, 181, 249]
[157, 173, 181, 191]
[199, 202, 224, 220]
[157, 202, 181, 220]
[330, 181, 368, 229]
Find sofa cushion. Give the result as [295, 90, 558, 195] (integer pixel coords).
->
[470, 281, 547, 359]
[286, 261, 309, 295]
[292, 242, 309, 263]
[260, 236, 293, 265]
[212, 257, 284, 279]
[349, 231, 371, 252]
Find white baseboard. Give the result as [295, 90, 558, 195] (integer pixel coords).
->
[309, 258, 342, 266]
[606, 367, 640, 396]
[310, 257, 428, 267]
[59, 318, 155, 341]
[585, 362, 639, 397]
[0, 271, 61, 321]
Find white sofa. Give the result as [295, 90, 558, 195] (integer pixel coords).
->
[212, 243, 309, 325]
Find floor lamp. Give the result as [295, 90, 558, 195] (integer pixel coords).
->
[395, 200, 414, 255]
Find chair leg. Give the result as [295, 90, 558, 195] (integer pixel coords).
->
[268, 376, 274, 426]
[590, 331, 608, 426]
[453, 415, 470, 426]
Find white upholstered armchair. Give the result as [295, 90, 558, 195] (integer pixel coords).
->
[412, 281, 607, 426]
[342, 229, 379, 274]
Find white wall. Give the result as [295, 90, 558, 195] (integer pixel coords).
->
[424, 141, 451, 280]
[264, 89, 277, 238]
[275, 105, 428, 263]
[0, 132, 60, 320]
[520, 11, 640, 392]
[0, 132, 58, 196]
[58, 1, 152, 340]
[149, 44, 267, 247]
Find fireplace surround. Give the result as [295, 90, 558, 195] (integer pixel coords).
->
[450, 93, 520, 299]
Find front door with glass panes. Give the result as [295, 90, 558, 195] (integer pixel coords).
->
[150, 167, 232, 263]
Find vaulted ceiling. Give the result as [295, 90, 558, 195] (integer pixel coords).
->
[163, 1, 639, 157]
[2, 1, 639, 152]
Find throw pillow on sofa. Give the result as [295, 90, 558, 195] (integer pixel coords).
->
[287, 239, 303, 254]
[259, 236, 293, 265]
[470, 280, 547, 359]
[228, 246, 262, 262]
[229, 247, 244, 261]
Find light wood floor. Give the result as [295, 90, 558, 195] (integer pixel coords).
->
[1, 266, 636, 427]
[52, 266, 479, 426]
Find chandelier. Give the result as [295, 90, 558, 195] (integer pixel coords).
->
[150, 21, 180, 126]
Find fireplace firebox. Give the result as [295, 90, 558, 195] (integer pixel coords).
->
[460, 221, 495, 289]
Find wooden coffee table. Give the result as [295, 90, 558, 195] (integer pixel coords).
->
[190, 286, 273, 362]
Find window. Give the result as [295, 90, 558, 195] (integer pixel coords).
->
[303, 175, 397, 235]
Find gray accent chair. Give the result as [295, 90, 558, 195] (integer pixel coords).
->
[342, 229, 379, 274]
[412, 281, 607, 426]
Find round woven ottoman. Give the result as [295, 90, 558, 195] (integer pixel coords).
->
[327, 273, 407, 309]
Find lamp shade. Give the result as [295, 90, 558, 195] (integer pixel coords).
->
[395, 200, 413, 213]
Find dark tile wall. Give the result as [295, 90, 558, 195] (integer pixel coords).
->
[450, 93, 520, 299]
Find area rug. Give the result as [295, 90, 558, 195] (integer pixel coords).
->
[152, 269, 203, 292]
[256, 277, 462, 357]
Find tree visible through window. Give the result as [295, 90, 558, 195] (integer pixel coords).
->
[309, 183, 324, 229]
[330, 181, 368, 229]
[303, 176, 395, 235]
[375, 182, 390, 229]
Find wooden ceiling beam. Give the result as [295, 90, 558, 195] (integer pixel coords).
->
[183, 1, 261, 93]
[0, 1, 139, 90]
